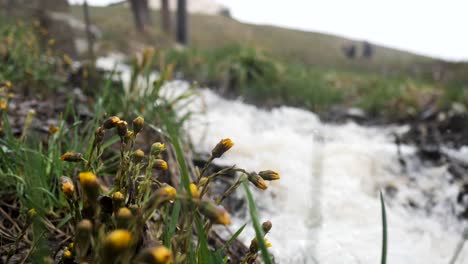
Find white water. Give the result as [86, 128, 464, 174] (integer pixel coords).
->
[181, 85, 468, 264]
[97, 57, 468, 263]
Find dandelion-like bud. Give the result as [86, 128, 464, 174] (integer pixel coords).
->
[124, 130, 134, 144]
[116, 121, 128, 137]
[112, 191, 125, 209]
[60, 176, 74, 199]
[133, 149, 145, 163]
[155, 184, 177, 199]
[258, 170, 280, 181]
[198, 201, 231, 225]
[154, 159, 168, 171]
[60, 151, 83, 162]
[249, 238, 272, 254]
[102, 230, 132, 262]
[211, 138, 234, 158]
[151, 142, 166, 155]
[79, 172, 99, 200]
[262, 221, 272, 234]
[115, 207, 133, 229]
[0, 98, 7, 111]
[189, 183, 200, 199]
[28, 208, 37, 218]
[48, 124, 59, 135]
[138, 246, 173, 264]
[75, 219, 92, 259]
[103, 116, 120, 129]
[132, 116, 144, 134]
[62, 249, 72, 260]
[248, 173, 268, 190]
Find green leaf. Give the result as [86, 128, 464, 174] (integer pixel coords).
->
[243, 181, 272, 264]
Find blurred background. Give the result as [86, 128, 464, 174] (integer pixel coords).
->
[1, 0, 468, 263]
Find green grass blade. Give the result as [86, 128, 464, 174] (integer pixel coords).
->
[243, 181, 272, 264]
[194, 216, 212, 264]
[215, 224, 246, 255]
[380, 191, 388, 264]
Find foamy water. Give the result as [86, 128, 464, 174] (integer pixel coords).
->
[97, 57, 467, 263]
[182, 85, 467, 264]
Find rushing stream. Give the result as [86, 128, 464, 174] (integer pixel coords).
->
[98, 57, 467, 264]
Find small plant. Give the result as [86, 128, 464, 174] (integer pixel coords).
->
[51, 115, 280, 263]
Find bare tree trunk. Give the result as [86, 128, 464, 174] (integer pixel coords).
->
[176, 0, 187, 45]
[129, 0, 151, 33]
[161, 0, 171, 34]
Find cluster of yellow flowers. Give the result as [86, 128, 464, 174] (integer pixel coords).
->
[56, 115, 279, 263]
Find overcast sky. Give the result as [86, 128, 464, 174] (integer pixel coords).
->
[70, 0, 468, 61]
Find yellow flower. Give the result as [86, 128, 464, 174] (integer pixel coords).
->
[48, 124, 59, 135]
[138, 246, 173, 264]
[151, 142, 166, 155]
[61, 180, 74, 199]
[211, 138, 234, 158]
[112, 191, 125, 208]
[62, 250, 72, 259]
[150, 246, 172, 264]
[157, 184, 177, 199]
[133, 149, 145, 163]
[264, 238, 272, 248]
[0, 98, 7, 111]
[79, 172, 99, 200]
[116, 120, 128, 137]
[103, 116, 120, 129]
[258, 170, 280, 181]
[115, 208, 133, 228]
[28, 208, 37, 218]
[198, 201, 231, 225]
[103, 229, 132, 251]
[60, 151, 83, 162]
[4, 81, 11, 88]
[154, 159, 168, 171]
[248, 173, 268, 190]
[189, 183, 200, 199]
[132, 116, 144, 134]
[48, 38, 55, 46]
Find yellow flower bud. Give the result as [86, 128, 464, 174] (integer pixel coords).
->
[116, 121, 128, 137]
[154, 159, 168, 171]
[115, 207, 133, 229]
[102, 229, 132, 252]
[132, 116, 144, 134]
[79, 172, 99, 200]
[198, 201, 231, 225]
[63, 54, 72, 66]
[103, 116, 120, 129]
[133, 149, 145, 163]
[60, 176, 74, 199]
[248, 173, 268, 190]
[189, 183, 200, 199]
[5, 81, 12, 88]
[75, 219, 92, 259]
[258, 170, 280, 181]
[124, 130, 134, 143]
[28, 208, 37, 218]
[112, 191, 125, 208]
[0, 98, 7, 111]
[60, 151, 83, 162]
[62, 249, 72, 259]
[211, 138, 234, 158]
[151, 142, 166, 155]
[138, 246, 173, 264]
[48, 124, 59, 135]
[156, 184, 177, 199]
[48, 38, 55, 46]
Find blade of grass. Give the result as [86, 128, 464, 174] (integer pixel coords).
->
[215, 224, 246, 255]
[243, 181, 272, 264]
[380, 191, 387, 264]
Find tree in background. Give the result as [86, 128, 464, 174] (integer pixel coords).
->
[176, 0, 187, 45]
[129, 0, 151, 33]
[161, 0, 171, 34]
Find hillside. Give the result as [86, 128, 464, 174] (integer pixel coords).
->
[70, 5, 435, 74]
